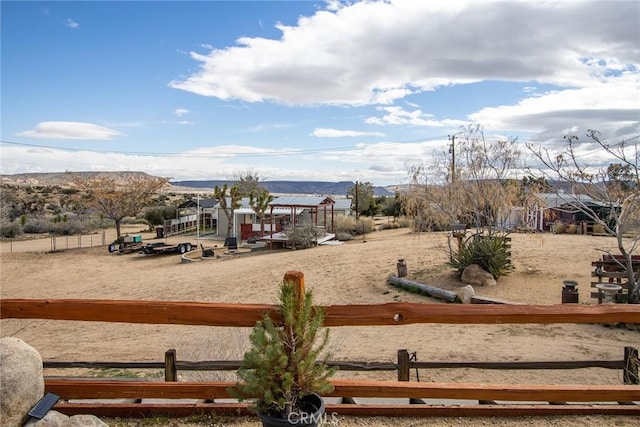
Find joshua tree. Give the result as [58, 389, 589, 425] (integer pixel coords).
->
[214, 183, 241, 239]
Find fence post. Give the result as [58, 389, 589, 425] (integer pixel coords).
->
[165, 349, 177, 382]
[397, 349, 425, 404]
[624, 346, 639, 385]
[283, 270, 305, 306]
[397, 349, 410, 381]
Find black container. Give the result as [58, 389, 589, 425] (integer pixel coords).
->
[225, 236, 238, 250]
[257, 393, 325, 427]
[562, 280, 579, 304]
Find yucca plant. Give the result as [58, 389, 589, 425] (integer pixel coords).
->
[450, 232, 513, 279]
[229, 280, 335, 425]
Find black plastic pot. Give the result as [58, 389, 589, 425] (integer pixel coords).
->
[257, 393, 325, 427]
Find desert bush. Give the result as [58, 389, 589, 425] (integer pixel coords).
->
[0, 221, 23, 238]
[334, 214, 356, 235]
[396, 216, 412, 228]
[23, 218, 53, 234]
[23, 217, 95, 235]
[378, 216, 412, 230]
[51, 219, 86, 235]
[450, 232, 513, 279]
[335, 231, 354, 241]
[285, 222, 320, 249]
[353, 217, 374, 235]
[378, 222, 400, 230]
[120, 216, 140, 225]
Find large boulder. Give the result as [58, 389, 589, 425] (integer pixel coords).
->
[0, 337, 45, 427]
[461, 264, 497, 287]
[27, 412, 109, 427]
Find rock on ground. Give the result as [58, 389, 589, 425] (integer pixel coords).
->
[0, 337, 44, 427]
[456, 284, 475, 303]
[26, 412, 109, 427]
[461, 264, 497, 286]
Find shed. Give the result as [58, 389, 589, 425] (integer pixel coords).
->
[266, 196, 336, 232]
[257, 196, 337, 247]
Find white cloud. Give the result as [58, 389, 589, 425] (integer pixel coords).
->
[17, 121, 124, 140]
[469, 73, 640, 140]
[365, 106, 465, 128]
[173, 108, 190, 117]
[65, 18, 79, 29]
[312, 128, 385, 138]
[169, 1, 639, 107]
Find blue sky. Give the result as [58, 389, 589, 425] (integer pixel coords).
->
[2, 0, 639, 186]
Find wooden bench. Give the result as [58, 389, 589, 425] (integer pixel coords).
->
[591, 254, 640, 303]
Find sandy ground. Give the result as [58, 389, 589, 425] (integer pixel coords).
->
[1, 226, 639, 426]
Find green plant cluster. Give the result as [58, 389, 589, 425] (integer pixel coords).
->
[230, 281, 335, 418]
[450, 233, 513, 279]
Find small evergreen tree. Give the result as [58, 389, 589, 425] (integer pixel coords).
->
[230, 280, 335, 419]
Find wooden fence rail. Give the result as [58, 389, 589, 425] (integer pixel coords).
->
[43, 346, 636, 384]
[3, 270, 640, 419]
[41, 357, 626, 372]
[44, 379, 640, 402]
[3, 298, 640, 326]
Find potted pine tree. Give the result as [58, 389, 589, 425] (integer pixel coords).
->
[230, 275, 335, 427]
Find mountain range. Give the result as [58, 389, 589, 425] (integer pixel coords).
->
[0, 172, 396, 196]
[171, 180, 394, 196]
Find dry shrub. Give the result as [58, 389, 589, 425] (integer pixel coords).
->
[554, 222, 566, 234]
[354, 217, 374, 235]
[334, 214, 356, 235]
[335, 232, 354, 241]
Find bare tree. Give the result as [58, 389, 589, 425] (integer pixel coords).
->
[527, 130, 640, 303]
[71, 174, 169, 240]
[232, 169, 265, 197]
[403, 124, 521, 233]
[454, 125, 521, 231]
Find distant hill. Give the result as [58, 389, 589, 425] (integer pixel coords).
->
[171, 180, 395, 196]
[0, 171, 155, 187]
[0, 172, 395, 196]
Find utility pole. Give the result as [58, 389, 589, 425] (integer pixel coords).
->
[448, 134, 456, 184]
[355, 180, 359, 220]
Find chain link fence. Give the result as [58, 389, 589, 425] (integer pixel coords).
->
[1, 232, 108, 254]
[0, 226, 153, 254]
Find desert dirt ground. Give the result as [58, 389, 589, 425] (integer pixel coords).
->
[1, 225, 639, 427]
